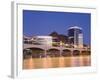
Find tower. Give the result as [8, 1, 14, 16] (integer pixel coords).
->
[68, 26, 83, 48]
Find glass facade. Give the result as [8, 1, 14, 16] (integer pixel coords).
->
[68, 26, 83, 47]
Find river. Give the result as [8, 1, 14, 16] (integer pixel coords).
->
[23, 55, 91, 69]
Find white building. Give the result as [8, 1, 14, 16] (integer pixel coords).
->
[33, 36, 52, 46]
[78, 33, 83, 48]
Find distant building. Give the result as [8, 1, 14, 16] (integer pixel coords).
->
[33, 36, 52, 46]
[23, 36, 33, 44]
[24, 26, 84, 48]
[24, 36, 52, 46]
[67, 26, 83, 48]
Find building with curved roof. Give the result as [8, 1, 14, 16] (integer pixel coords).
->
[68, 26, 83, 48]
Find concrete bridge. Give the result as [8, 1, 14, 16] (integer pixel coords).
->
[24, 44, 89, 51]
[23, 44, 90, 57]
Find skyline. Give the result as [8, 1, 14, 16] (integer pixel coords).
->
[23, 10, 91, 45]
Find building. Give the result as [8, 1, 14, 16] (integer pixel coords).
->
[67, 26, 83, 48]
[33, 36, 52, 46]
[24, 36, 52, 46]
[23, 26, 84, 48]
[23, 36, 33, 44]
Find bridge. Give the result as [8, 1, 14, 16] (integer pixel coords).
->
[24, 44, 90, 51]
[23, 44, 90, 58]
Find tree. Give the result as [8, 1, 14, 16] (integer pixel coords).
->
[49, 31, 68, 44]
[49, 31, 59, 37]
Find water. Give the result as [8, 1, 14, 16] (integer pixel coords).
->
[23, 55, 91, 69]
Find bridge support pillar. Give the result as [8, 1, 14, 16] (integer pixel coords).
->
[60, 50, 62, 57]
[71, 50, 73, 56]
[44, 50, 47, 57]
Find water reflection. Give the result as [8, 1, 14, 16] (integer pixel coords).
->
[23, 55, 91, 69]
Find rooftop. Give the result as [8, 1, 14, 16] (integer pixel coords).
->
[68, 26, 82, 30]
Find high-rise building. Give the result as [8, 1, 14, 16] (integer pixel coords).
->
[68, 26, 83, 48]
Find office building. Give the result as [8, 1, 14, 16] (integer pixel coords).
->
[68, 26, 83, 48]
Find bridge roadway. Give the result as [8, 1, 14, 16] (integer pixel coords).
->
[23, 44, 89, 52]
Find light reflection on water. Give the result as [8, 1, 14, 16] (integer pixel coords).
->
[23, 55, 91, 69]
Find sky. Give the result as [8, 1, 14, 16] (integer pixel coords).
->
[23, 10, 91, 45]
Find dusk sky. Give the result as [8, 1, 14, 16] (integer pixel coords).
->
[23, 10, 91, 45]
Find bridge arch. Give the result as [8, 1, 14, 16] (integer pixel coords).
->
[24, 48, 46, 58]
[73, 50, 80, 56]
[47, 48, 60, 57]
[81, 50, 91, 55]
[62, 49, 71, 57]
[23, 48, 33, 59]
[23, 44, 46, 50]
[30, 48, 45, 58]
